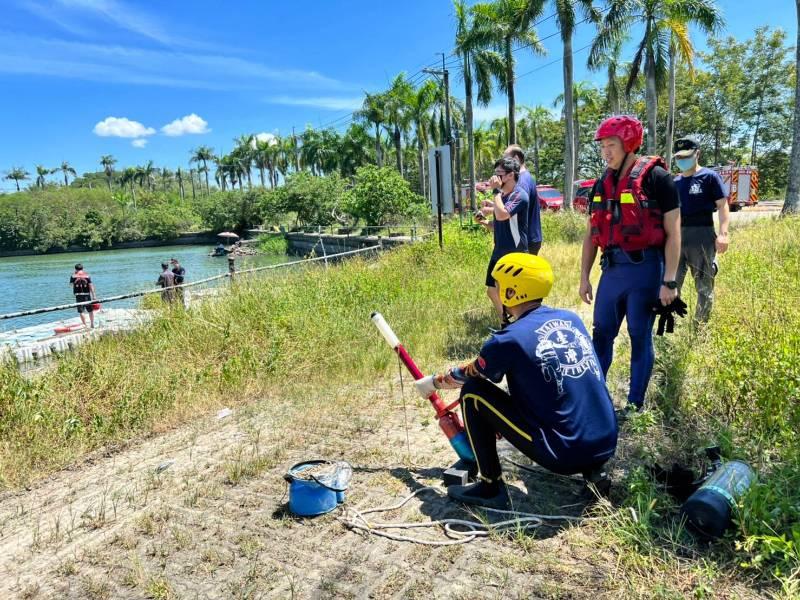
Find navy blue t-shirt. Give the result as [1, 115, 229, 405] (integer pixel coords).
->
[475, 306, 618, 466]
[492, 186, 529, 257]
[674, 167, 726, 226]
[518, 170, 542, 244]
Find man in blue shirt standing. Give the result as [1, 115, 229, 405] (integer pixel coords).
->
[416, 253, 618, 509]
[476, 157, 529, 321]
[673, 137, 729, 324]
[504, 145, 542, 254]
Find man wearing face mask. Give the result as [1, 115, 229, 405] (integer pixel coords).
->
[672, 137, 729, 324]
[579, 115, 681, 415]
[477, 156, 529, 321]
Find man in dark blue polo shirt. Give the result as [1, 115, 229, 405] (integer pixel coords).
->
[504, 144, 542, 254]
[416, 253, 618, 509]
[673, 137, 729, 324]
[476, 157, 529, 321]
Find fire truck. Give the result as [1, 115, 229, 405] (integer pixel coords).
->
[712, 165, 759, 212]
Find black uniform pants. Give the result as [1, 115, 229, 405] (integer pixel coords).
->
[460, 378, 596, 481]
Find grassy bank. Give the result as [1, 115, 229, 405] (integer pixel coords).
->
[1, 212, 798, 593]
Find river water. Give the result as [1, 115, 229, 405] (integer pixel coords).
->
[2, 244, 291, 332]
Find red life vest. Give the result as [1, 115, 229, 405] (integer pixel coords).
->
[590, 156, 666, 251]
[72, 270, 91, 294]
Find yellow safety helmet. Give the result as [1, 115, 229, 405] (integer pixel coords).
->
[492, 252, 554, 307]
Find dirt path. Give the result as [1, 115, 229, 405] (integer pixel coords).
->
[0, 383, 762, 599]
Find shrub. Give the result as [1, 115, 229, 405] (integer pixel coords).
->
[276, 172, 347, 227]
[194, 190, 261, 232]
[343, 165, 428, 227]
[258, 234, 288, 254]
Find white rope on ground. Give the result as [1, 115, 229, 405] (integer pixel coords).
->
[338, 485, 593, 546]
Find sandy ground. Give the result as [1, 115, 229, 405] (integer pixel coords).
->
[0, 382, 633, 600]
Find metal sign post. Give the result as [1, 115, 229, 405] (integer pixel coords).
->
[429, 146, 454, 249]
[434, 149, 443, 249]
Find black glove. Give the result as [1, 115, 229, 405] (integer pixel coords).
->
[651, 297, 688, 335]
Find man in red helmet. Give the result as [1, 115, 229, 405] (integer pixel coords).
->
[578, 115, 681, 414]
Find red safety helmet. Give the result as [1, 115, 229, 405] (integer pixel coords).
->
[594, 115, 644, 153]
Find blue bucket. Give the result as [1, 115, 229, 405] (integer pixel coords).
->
[284, 460, 352, 517]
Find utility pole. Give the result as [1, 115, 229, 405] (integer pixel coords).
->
[424, 53, 457, 216]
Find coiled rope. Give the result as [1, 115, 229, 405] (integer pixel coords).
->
[338, 485, 594, 546]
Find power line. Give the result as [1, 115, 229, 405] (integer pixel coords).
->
[285, 0, 600, 136]
[515, 40, 594, 81]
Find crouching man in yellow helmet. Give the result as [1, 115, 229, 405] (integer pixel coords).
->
[417, 253, 618, 509]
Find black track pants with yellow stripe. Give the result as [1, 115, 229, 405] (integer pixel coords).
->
[461, 377, 577, 481]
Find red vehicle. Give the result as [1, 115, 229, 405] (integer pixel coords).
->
[536, 185, 563, 211]
[573, 179, 596, 213]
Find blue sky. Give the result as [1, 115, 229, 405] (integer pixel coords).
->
[0, 0, 795, 191]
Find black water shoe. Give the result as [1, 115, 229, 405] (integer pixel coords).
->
[447, 480, 510, 510]
[615, 403, 641, 423]
[582, 465, 611, 498]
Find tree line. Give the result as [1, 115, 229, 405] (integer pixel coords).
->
[3, 1, 800, 214]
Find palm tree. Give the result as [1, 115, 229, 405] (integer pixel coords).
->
[339, 123, 372, 178]
[190, 146, 215, 193]
[518, 105, 551, 181]
[136, 160, 156, 192]
[300, 128, 322, 175]
[34, 164, 52, 189]
[58, 161, 77, 186]
[253, 137, 275, 188]
[120, 167, 138, 208]
[4, 167, 30, 191]
[383, 74, 414, 175]
[543, 0, 602, 209]
[234, 134, 255, 188]
[469, 0, 546, 145]
[215, 156, 228, 191]
[188, 168, 197, 200]
[592, 0, 723, 155]
[176, 167, 186, 200]
[472, 124, 501, 174]
[358, 92, 387, 167]
[160, 167, 173, 192]
[490, 116, 509, 150]
[100, 155, 116, 191]
[406, 79, 439, 196]
[555, 82, 601, 180]
[455, 0, 507, 209]
[318, 129, 342, 175]
[280, 134, 296, 178]
[590, 37, 626, 115]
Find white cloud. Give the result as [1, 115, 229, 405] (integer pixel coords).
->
[54, 0, 174, 46]
[161, 113, 210, 136]
[131, 138, 147, 148]
[93, 116, 155, 138]
[265, 95, 364, 111]
[251, 132, 278, 148]
[0, 32, 353, 91]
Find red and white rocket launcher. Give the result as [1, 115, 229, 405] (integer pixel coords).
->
[371, 312, 476, 464]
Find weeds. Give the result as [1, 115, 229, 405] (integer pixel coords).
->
[258, 233, 289, 255]
[0, 215, 798, 592]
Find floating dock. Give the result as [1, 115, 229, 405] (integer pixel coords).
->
[0, 308, 153, 365]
